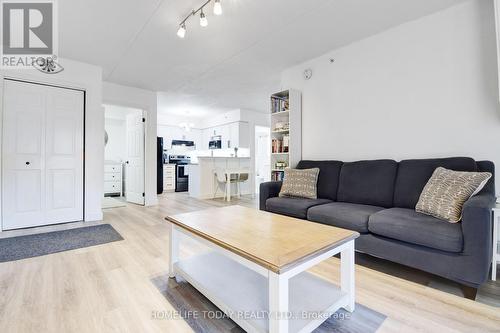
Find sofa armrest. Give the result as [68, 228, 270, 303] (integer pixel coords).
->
[461, 193, 495, 259]
[259, 181, 282, 211]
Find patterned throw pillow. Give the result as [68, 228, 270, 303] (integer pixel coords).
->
[416, 167, 492, 223]
[279, 168, 320, 199]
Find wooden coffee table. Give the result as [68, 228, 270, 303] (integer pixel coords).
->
[165, 205, 359, 333]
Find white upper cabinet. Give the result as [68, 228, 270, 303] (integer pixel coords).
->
[200, 122, 250, 150]
[237, 122, 250, 148]
[228, 122, 249, 149]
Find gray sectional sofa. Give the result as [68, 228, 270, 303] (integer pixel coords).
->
[260, 157, 495, 299]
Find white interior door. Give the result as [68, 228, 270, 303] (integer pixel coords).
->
[44, 86, 84, 224]
[125, 113, 145, 205]
[2, 80, 84, 230]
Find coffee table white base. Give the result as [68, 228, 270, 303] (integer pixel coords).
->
[168, 224, 355, 333]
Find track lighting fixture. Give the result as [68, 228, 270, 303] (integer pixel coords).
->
[199, 10, 208, 27]
[176, 0, 223, 38]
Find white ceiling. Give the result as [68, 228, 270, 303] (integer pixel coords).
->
[60, 0, 467, 116]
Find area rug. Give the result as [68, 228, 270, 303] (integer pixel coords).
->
[151, 274, 386, 333]
[0, 224, 123, 262]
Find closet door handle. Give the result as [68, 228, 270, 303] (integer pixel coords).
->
[25, 161, 30, 165]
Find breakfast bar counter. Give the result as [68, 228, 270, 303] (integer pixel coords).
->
[188, 157, 253, 200]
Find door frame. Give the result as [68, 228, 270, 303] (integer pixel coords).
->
[104, 105, 146, 206]
[102, 97, 153, 206]
[254, 125, 271, 194]
[0, 75, 88, 232]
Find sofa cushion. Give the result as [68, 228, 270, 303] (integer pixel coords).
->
[307, 202, 385, 233]
[337, 160, 398, 208]
[368, 208, 464, 253]
[266, 197, 332, 219]
[297, 160, 343, 201]
[393, 157, 477, 209]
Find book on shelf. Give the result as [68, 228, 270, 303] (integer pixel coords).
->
[271, 96, 289, 114]
[271, 171, 285, 182]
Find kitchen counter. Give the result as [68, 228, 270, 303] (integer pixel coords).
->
[197, 156, 251, 159]
[188, 157, 253, 199]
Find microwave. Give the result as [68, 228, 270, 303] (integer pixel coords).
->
[209, 139, 222, 149]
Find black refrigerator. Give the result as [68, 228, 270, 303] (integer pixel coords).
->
[157, 137, 163, 194]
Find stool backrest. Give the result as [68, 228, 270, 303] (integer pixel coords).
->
[214, 169, 227, 183]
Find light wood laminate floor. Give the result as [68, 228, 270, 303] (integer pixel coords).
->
[0, 192, 499, 333]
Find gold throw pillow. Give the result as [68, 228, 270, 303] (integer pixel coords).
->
[279, 168, 320, 199]
[415, 167, 491, 223]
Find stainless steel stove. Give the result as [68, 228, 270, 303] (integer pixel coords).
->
[168, 154, 191, 192]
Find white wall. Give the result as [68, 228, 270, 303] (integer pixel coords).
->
[281, 0, 500, 191]
[103, 82, 158, 206]
[0, 58, 104, 223]
[157, 113, 204, 129]
[104, 118, 126, 162]
[199, 109, 241, 129]
[157, 124, 202, 150]
[240, 109, 271, 195]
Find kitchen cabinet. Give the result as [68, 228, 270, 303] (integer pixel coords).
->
[229, 122, 249, 149]
[163, 164, 175, 192]
[200, 121, 250, 150]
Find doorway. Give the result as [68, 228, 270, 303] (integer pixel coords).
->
[103, 104, 145, 207]
[254, 126, 271, 193]
[2, 79, 85, 230]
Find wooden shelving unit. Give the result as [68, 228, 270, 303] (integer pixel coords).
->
[270, 89, 301, 181]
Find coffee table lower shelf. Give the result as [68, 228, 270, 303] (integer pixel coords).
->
[174, 252, 348, 333]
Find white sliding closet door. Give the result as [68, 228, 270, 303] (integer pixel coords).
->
[2, 80, 84, 230]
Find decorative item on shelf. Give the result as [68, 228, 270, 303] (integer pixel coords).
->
[274, 122, 285, 131]
[234, 147, 238, 157]
[282, 135, 290, 153]
[271, 138, 283, 153]
[177, 0, 223, 38]
[284, 99, 289, 111]
[275, 161, 287, 170]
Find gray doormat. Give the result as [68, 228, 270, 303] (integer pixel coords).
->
[152, 274, 386, 333]
[0, 224, 123, 262]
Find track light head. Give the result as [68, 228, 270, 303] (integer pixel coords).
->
[200, 10, 208, 27]
[177, 23, 186, 38]
[214, 0, 222, 15]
